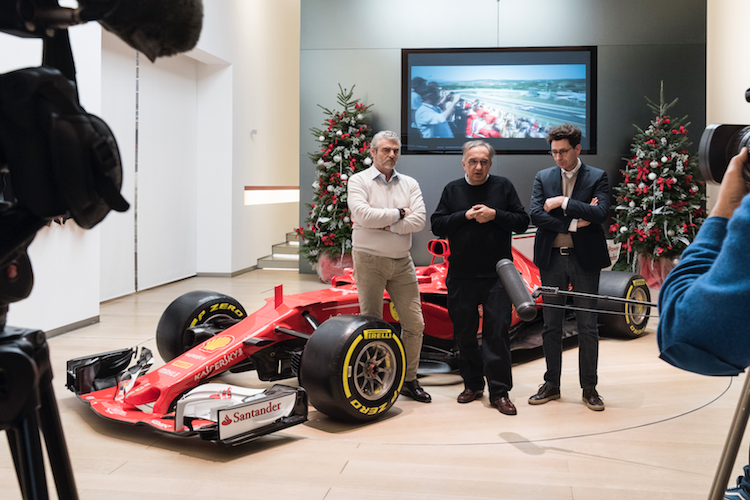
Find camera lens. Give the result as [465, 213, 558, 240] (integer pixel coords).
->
[699, 124, 750, 184]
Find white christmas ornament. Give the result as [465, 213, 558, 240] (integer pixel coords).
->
[341, 174, 348, 181]
[357, 114, 363, 120]
[333, 155, 342, 162]
[327, 205, 333, 212]
[318, 136, 325, 142]
[364, 157, 372, 165]
[343, 216, 350, 223]
[317, 159, 324, 165]
[661, 156, 669, 163]
[336, 130, 342, 136]
[619, 226, 628, 233]
[667, 230, 675, 237]
[629, 201, 636, 208]
[648, 172, 657, 181]
[327, 185, 334, 192]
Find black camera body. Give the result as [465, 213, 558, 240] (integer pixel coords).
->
[699, 124, 750, 185]
[698, 89, 750, 185]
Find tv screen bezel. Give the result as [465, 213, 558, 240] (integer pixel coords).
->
[401, 46, 597, 155]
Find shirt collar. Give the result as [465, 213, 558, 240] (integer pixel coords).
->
[369, 165, 400, 184]
[560, 159, 582, 179]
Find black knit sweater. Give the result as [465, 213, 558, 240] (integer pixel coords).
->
[431, 175, 529, 278]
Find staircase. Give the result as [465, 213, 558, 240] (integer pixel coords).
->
[257, 231, 299, 270]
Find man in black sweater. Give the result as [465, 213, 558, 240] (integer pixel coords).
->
[431, 140, 529, 415]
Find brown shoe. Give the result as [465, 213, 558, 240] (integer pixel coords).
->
[457, 388, 483, 404]
[492, 396, 517, 415]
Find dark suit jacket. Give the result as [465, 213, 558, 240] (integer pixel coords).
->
[530, 163, 611, 271]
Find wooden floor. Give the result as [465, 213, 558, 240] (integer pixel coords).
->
[1, 269, 747, 499]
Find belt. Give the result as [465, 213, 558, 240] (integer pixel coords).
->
[554, 247, 575, 256]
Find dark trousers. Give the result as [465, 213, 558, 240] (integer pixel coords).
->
[540, 252, 601, 389]
[446, 276, 513, 400]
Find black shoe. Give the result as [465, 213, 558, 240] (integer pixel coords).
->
[582, 388, 604, 411]
[528, 383, 560, 405]
[401, 379, 431, 403]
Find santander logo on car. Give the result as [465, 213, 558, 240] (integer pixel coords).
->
[221, 401, 283, 426]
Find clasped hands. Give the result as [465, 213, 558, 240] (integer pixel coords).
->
[465, 204, 496, 224]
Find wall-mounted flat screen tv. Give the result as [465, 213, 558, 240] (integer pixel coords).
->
[402, 46, 597, 155]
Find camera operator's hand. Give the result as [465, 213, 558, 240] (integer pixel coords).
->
[711, 147, 750, 219]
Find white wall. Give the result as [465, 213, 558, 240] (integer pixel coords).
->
[137, 54, 199, 290]
[706, 0, 750, 208]
[209, 0, 302, 273]
[195, 60, 234, 274]
[99, 31, 137, 300]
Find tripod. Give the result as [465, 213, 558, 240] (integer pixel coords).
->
[709, 374, 750, 500]
[0, 305, 79, 500]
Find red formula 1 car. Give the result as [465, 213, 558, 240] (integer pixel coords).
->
[66, 240, 652, 446]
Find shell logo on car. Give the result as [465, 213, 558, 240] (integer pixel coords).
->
[200, 335, 234, 353]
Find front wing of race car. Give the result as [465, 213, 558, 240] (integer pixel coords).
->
[66, 347, 308, 447]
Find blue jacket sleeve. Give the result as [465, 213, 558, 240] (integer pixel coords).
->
[657, 195, 750, 376]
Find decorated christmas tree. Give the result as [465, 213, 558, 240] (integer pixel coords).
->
[609, 84, 707, 287]
[297, 85, 373, 280]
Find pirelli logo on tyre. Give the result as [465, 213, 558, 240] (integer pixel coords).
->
[363, 328, 393, 340]
[348, 399, 390, 416]
[189, 303, 244, 327]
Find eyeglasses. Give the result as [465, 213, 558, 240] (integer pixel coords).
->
[467, 159, 490, 167]
[550, 148, 572, 157]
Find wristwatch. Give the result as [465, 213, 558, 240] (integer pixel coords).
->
[398, 208, 405, 220]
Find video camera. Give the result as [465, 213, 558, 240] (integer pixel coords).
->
[698, 89, 750, 185]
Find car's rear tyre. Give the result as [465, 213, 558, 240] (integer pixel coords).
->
[299, 315, 406, 422]
[156, 290, 247, 362]
[597, 272, 651, 338]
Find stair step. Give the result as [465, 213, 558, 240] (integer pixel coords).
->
[272, 242, 299, 255]
[257, 255, 299, 270]
[286, 231, 300, 244]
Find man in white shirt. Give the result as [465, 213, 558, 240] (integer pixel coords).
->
[347, 130, 430, 402]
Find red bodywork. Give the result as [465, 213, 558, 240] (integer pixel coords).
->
[74, 244, 541, 435]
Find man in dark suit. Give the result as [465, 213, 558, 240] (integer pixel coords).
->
[529, 124, 611, 411]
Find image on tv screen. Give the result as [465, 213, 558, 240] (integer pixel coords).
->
[402, 47, 596, 154]
[411, 64, 586, 139]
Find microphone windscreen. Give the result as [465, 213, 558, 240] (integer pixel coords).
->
[496, 259, 537, 322]
[84, 0, 203, 62]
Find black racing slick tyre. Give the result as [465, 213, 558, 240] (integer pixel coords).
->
[156, 290, 247, 362]
[299, 315, 406, 422]
[597, 272, 651, 339]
